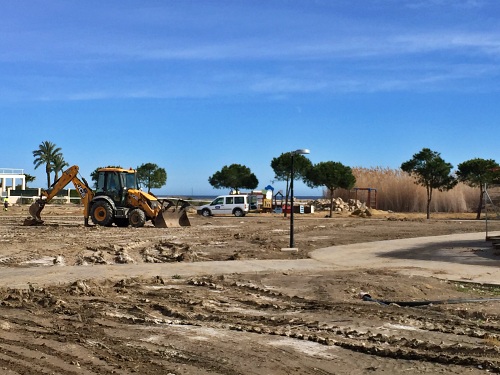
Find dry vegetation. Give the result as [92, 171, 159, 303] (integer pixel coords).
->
[335, 167, 478, 213]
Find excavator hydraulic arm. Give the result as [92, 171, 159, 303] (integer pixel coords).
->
[24, 165, 94, 226]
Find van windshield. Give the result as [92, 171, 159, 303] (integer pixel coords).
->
[211, 197, 224, 205]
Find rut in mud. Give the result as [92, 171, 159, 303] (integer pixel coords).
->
[1, 271, 499, 375]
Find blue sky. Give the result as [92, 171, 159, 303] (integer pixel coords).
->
[2, 0, 500, 196]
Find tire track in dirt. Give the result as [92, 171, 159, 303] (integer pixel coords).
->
[2, 272, 498, 374]
[1, 208, 500, 374]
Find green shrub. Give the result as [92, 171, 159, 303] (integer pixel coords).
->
[19, 197, 34, 205]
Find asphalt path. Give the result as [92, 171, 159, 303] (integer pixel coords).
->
[311, 231, 500, 285]
[1, 232, 499, 289]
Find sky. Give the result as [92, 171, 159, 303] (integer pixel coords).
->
[2, 0, 500, 197]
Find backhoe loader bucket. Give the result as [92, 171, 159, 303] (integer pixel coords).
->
[154, 199, 191, 228]
[24, 199, 46, 226]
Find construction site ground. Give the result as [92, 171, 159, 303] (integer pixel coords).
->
[0, 204, 499, 375]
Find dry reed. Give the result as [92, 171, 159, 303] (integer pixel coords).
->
[333, 167, 478, 213]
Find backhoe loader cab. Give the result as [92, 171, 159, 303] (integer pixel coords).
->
[96, 168, 138, 191]
[95, 168, 137, 206]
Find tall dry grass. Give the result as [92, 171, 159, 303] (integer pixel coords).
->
[333, 167, 478, 213]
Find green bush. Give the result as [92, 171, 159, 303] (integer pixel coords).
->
[51, 198, 68, 205]
[19, 197, 34, 205]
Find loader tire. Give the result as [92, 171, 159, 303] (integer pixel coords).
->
[129, 208, 146, 227]
[91, 201, 114, 227]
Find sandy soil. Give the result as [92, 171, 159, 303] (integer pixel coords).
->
[0, 204, 499, 374]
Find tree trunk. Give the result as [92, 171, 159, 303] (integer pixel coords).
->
[329, 189, 334, 218]
[476, 186, 484, 220]
[426, 185, 432, 220]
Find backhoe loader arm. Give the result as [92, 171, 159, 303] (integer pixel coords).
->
[41, 165, 81, 202]
[25, 165, 94, 226]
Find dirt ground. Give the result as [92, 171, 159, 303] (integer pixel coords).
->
[0, 204, 499, 374]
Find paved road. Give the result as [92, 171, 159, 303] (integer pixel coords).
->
[1, 232, 499, 289]
[311, 231, 500, 285]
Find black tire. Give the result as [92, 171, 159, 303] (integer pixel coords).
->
[233, 208, 244, 217]
[129, 208, 146, 227]
[91, 201, 114, 227]
[201, 208, 211, 217]
[114, 218, 130, 227]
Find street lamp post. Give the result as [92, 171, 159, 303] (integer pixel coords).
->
[289, 148, 310, 249]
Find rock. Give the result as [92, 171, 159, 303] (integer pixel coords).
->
[53, 255, 65, 265]
[351, 203, 373, 217]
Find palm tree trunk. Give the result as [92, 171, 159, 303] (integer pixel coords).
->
[45, 163, 51, 188]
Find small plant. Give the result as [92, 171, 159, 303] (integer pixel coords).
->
[484, 334, 500, 347]
[19, 197, 34, 205]
[172, 274, 182, 279]
[454, 281, 500, 296]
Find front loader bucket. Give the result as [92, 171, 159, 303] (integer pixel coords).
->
[154, 199, 191, 228]
[24, 200, 45, 226]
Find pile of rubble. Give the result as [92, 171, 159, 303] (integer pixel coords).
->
[308, 198, 372, 216]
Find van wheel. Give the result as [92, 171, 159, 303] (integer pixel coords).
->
[201, 208, 211, 217]
[129, 209, 146, 227]
[91, 201, 114, 226]
[233, 208, 243, 217]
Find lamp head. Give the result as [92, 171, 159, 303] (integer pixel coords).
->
[293, 148, 310, 155]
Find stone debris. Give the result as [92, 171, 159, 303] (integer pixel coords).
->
[308, 198, 366, 213]
[68, 280, 92, 295]
[53, 255, 65, 265]
[115, 249, 136, 264]
[75, 250, 110, 265]
[142, 240, 198, 263]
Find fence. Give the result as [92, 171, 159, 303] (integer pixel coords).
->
[0, 168, 24, 174]
[6, 188, 82, 205]
[484, 183, 500, 239]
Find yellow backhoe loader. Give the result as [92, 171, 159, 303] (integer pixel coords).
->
[24, 165, 190, 228]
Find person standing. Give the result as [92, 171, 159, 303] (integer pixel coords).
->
[3, 197, 8, 211]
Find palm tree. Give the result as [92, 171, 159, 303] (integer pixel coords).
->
[52, 154, 69, 182]
[32, 141, 63, 188]
[23, 174, 36, 188]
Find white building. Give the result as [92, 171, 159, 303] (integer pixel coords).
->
[0, 168, 26, 196]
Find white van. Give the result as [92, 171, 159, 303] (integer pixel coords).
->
[197, 195, 249, 217]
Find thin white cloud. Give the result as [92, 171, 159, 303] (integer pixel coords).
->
[2, 0, 500, 101]
[49, 30, 500, 64]
[392, 32, 500, 56]
[405, 0, 485, 9]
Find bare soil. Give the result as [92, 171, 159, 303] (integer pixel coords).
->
[0, 204, 499, 374]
